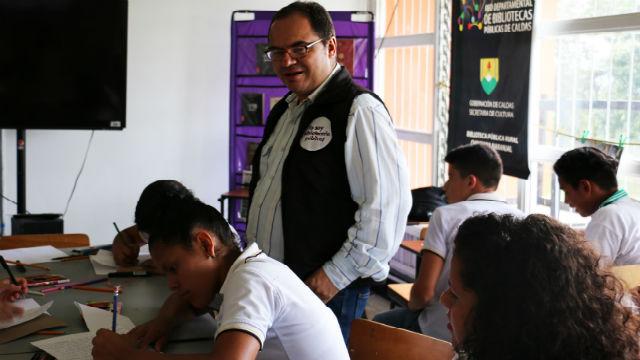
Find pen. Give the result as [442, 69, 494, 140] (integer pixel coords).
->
[72, 286, 121, 293]
[28, 289, 45, 296]
[0, 256, 19, 286]
[71, 244, 112, 255]
[51, 255, 89, 261]
[112, 285, 120, 332]
[108, 271, 150, 278]
[113, 222, 122, 235]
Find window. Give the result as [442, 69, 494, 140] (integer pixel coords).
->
[376, 0, 437, 189]
[376, 1, 640, 218]
[524, 0, 640, 222]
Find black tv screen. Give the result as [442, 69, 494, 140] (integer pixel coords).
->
[0, 0, 127, 130]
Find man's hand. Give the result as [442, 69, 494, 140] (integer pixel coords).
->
[112, 226, 141, 266]
[92, 329, 140, 360]
[305, 268, 339, 303]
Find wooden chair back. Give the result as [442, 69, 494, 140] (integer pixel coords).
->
[0, 233, 90, 250]
[349, 319, 453, 360]
[611, 264, 640, 289]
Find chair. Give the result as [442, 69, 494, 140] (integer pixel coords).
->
[611, 264, 640, 289]
[349, 319, 453, 360]
[0, 233, 90, 250]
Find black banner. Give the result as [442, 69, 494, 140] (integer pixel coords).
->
[448, 0, 534, 179]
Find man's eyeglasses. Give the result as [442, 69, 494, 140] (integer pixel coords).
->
[263, 38, 325, 61]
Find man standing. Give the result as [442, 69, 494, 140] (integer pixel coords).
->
[554, 147, 640, 265]
[247, 2, 411, 341]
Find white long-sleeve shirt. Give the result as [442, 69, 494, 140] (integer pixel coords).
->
[247, 64, 411, 290]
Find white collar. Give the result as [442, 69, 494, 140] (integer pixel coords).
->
[227, 242, 264, 276]
[466, 192, 506, 202]
[211, 242, 264, 311]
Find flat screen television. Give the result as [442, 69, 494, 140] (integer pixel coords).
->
[0, 0, 127, 130]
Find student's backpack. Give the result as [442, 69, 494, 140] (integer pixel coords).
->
[408, 187, 447, 222]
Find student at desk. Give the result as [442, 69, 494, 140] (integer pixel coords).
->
[111, 180, 195, 267]
[553, 147, 640, 265]
[373, 143, 523, 341]
[92, 197, 348, 360]
[0, 278, 28, 321]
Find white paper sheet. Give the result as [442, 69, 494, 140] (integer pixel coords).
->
[90, 250, 116, 267]
[0, 299, 53, 329]
[0, 246, 67, 264]
[139, 244, 151, 259]
[89, 257, 113, 275]
[31, 332, 94, 360]
[89, 249, 151, 275]
[30, 301, 137, 360]
[75, 302, 135, 334]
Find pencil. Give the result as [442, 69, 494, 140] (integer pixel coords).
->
[58, 255, 89, 262]
[72, 285, 122, 293]
[0, 256, 19, 286]
[5, 260, 51, 271]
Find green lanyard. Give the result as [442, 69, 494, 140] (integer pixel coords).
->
[599, 189, 628, 208]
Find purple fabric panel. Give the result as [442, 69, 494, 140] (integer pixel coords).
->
[235, 37, 270, 76]
[235, 19, 272, 36]
[333, 20, 370, 37]
[233, 135, 261, 174]
[235, 77, 284, 87]
[353, 38, 369, 79]
[235, 87, 289, 126]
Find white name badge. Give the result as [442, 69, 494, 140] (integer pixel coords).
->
[300, 117, 332, 151]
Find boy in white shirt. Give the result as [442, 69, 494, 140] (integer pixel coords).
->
[373, 143, 523, 340]
[92, 197, 348, 360]
[554, 146, 640, 265]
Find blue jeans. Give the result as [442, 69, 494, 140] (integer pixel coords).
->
[326, 282, 370, 344]
[372, 308, 422, 333]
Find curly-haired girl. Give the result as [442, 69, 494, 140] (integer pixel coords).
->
[441, 213, 640, 359]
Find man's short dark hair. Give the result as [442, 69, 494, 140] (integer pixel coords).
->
[553, 147, 618, 190]
[269, 1, 335, 40]
[135, 180, 194, 233]
[444, 143, 503, 189]
[148, 197, 235, 250]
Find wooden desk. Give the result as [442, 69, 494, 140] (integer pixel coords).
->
[387, 283, 412, 308]
[0, 256, 213, 359]
[401, 240, 424, 255]
[217, 188, 249, 222]
[401, 240, 425, 279]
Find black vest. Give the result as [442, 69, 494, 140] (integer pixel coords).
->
[249, 67, 383, 280]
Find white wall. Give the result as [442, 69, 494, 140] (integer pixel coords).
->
[1, 0, 372, 244]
